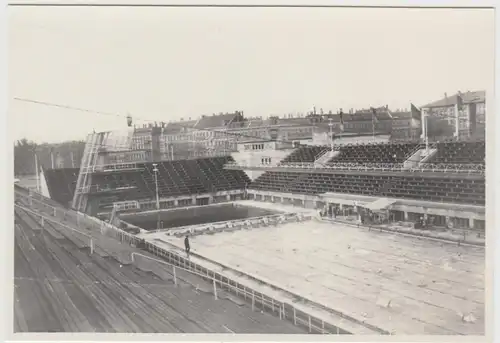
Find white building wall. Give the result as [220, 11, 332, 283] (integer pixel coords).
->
[231, 146, 294, 180]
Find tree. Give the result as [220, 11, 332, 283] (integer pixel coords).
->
[14, 139, 86, 176]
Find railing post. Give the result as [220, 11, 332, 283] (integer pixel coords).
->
[173, 266, 177, 286]
[336, 326, 340, 334]
[279, 304, 282, 320]
[251, 291, 255, 311]
[322, 320, 324, 334]
[308, 315, 312, 333]
[53, 208, 56, 216]
[131, 253, 135, 263]
[213, 279, 217, 300]
[293, 307, 297, 325]
[90, 238, 94, 254]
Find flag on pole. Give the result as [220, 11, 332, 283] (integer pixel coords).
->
[370, 107, 379, 123]
[454, 93, 464, 137]
[410, 103, 421, 121]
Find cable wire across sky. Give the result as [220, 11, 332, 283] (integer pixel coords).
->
[12, 97, 323, 148]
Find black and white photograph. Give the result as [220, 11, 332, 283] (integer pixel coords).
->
[6, 1, 496, 340]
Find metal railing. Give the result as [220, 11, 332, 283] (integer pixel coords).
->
[14, 188, 350, 335]
[113, 200, 140, 211]
[78, 163, 143, 174]
[224, 161, 485, 175]
[131, 252, 288, 317]
[14, 203, 95, 254]
[75, 184, 138, 194]
[416, 163, 485, 174]
[129, 248, 339, 334]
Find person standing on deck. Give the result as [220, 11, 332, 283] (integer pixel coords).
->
[184, 235, 191, 258]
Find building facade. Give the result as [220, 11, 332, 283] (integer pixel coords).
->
[421, 91, 485, 140]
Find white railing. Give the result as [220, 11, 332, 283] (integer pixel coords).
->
[224, 161, 485, 175]
[128, 248, 337, 334]
[131, 252, 286, 313]
[78, 163, 143, 174]
[113, 200, 140, 211]
[14, 187, 349, 335]
[416, 163, 485, 174]
[76, 184, 138, 194]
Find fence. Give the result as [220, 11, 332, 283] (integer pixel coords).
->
[14, 203, 94, 254]
[14, 188, 352, 335]
[129, 251, 346, 334]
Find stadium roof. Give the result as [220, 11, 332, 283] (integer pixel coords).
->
[421, 90, 485, 109]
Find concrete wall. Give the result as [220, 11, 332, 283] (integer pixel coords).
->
[231, 148, 294, 180]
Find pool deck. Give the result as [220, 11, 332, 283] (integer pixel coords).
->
[143, 201, 485, 335]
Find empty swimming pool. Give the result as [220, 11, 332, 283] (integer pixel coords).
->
[120, 203, 283, 231]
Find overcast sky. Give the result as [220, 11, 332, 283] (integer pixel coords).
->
[8, 6, 494, 144]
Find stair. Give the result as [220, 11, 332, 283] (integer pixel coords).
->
[314, 150, 340, 166]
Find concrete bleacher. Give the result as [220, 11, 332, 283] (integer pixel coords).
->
[275, 140, 485, 166]
[329, 142, 420, 164]
[14, 204, 305, 333]
[15, 187, 347, 334]
[427, 141, 485, 165]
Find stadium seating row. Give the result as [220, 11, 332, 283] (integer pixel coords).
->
[330, 142, 419, 164]
[281, 146, 329, 163]
[250, 172, 485, 205]
[45, 156, 251, 207]
[430, 141, 485, 165]
[281, 140, 485, 165]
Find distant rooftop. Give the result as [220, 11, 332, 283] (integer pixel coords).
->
[421, 90, 485, 108]
[135, 104, 416, 136]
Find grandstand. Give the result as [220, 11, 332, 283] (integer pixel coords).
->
[16, 98, 486, 335]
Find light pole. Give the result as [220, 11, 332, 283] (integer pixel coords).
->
[422, 110, 429, 152]
[152, 163, 160, 230]
[328, 118, 334, 152]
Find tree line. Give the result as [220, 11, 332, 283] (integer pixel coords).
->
[14, 138, 86, 176]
